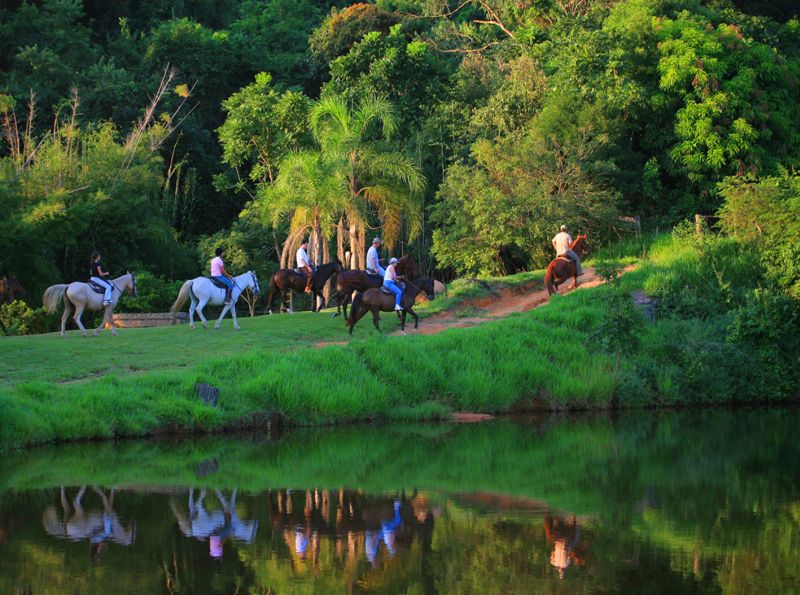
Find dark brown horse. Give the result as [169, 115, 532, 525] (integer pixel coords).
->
[544, 235, 588, 295]
[0, 276, 28, 335]
[266, 259, 343, 314]
[332, 255, 419, 321]
[348, 277, 435, 334]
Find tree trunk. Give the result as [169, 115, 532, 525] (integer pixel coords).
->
[337, 216, 345, 267]
[322, 237, 332, 303]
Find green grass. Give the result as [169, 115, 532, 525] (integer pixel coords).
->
[1, 234, 796, 450]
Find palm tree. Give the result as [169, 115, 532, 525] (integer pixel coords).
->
[309, 94, 425, 269]
[256, 150, 345, 268]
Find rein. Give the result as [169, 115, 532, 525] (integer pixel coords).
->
[402, 278, 430, 299]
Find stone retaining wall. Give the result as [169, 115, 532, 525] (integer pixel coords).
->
[112, 312, 189, 328]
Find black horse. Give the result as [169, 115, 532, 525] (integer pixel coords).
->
[348, 278, 435, 334]
[266, 260, 343, 314]
[331, 255, 418, 321]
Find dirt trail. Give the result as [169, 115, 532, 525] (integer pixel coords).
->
[314, 266, 631, 347]
[395, 266, 614, 336]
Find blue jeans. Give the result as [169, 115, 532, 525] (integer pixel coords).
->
[383, 280, 403, 307]
[90, 277, 113, 303]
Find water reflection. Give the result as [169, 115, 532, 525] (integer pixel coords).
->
[0, 408, 799, 593]
[42, 486, 135, 562]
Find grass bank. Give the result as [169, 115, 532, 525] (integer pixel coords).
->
[1, 233, 797, 449]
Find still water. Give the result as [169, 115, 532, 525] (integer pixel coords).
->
[1, 408, 798, 594]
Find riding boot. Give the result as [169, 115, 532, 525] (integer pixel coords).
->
[224, 288, 232, 304]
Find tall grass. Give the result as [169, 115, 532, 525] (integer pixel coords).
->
[1, 233, 797, 449]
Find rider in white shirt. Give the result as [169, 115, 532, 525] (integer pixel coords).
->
[383, 258, 404, 311]
[366, 237, 385, 277]
[296, 239, 313, 293]
[551, 225, 584, 275]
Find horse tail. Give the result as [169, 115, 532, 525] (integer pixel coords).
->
[544, 261, 557, 296]
[170, 280, 193, 313]
[349, 291, 364, 328]
[43, 284, 68, 314]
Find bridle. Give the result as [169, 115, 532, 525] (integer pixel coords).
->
[402, 278, 434, 300]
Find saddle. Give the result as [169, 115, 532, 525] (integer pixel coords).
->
[380, 287, 393, 295]
[556, 255, 575, 263]
[87, 279, 110, 294]
[294, 267, 316, 275]
[207, 276, 229, 290]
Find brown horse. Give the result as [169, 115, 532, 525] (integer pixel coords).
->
[348, 277, 435, 334]
[0, 276, 28, 335]
[544, 235, 588, 295]
[332, 255, 419, 321]
[266, 259, 343, 314]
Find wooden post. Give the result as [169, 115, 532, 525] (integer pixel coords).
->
[695, 214, 703, 237]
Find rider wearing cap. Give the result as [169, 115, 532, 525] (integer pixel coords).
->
[296, 239, 313, 293]
[366, 237, 385, 277]
[552, 225, 584, 276]
[383, 257, 404, 311]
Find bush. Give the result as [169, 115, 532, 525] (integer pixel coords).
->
[118, 271, 184, 313]
[0, 301, 49, 335]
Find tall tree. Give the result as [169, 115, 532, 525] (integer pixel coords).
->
[309, 94, 425, 268]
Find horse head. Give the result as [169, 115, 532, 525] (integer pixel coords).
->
[333, 259, 344, 274]
[0, 276, 27, 303]
[249, 271, 261, 295]
[572, 235, 589, 256]
[126, 271, 138, 298]
[399, 255, 419, 278]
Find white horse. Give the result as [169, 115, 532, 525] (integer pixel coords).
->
[170, 271, 260, 330]
[43, 272, 137, 338]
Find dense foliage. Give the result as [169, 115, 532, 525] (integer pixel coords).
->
[0, 0, 798, 322]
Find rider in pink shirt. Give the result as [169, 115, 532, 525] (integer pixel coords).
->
[210, 247, 235, 303]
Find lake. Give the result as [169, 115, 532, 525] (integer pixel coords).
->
[1, 408, 798, 593]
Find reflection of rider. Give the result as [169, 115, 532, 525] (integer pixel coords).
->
[544, 514, 583, 579]
[211, 247, 235, 304]
[552, 225, 584, 276]
[170, 489, 258, 560]
[366, 237, 385, 277]
[296, 239, 313, 293]
[365, 499, 402, 565]
[42, 486, 136, 564]
[383, 258, 404, 312]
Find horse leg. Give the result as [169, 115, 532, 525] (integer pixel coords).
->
[411, 308, 420, 329]
[372, 308, 381, 332]
[60, 297, 73, 337]
[196, 298, 210, 329]
[342, 293, 351, 322]
[107, 305, 118, 336]
[348, 303, 368, 335]
[283, 290, 293, 314]
[215, 303, 230, 329]
[231, 302, 240, 330]
[400, 310, 406, 332]
[73, 305, 89, 338]
[266, 287, 275, 315]
[93, 308, 105, 337]
[188, 296, 197, 330]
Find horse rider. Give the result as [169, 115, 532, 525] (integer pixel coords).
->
[383, 257, 404, 311]
[210, 247, 236, 304]
[552, 225, 584, 276]
[90, 251, 113, 306]
[366, 236, 386, 277]
[296, 239, 313, 293]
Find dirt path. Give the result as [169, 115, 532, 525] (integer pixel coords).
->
[395, 267, 613, 336]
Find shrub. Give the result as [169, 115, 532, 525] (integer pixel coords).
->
[0, 300, 49, 335]
[118, 271, 184, 313]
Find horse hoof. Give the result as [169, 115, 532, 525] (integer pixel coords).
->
[214, 325, 220, 330]
[234, 326, 240, 330]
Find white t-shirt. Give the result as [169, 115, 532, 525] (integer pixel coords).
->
[384, 264, 397, 283]
[296, 247, 310, 269]
[366, 245, 381, 270]
[552, 232, 573, 256]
